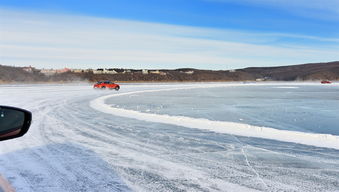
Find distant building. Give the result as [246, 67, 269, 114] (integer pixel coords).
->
[40, 68, 70, 76]
[149, 70, 167, 75]
[40, 69, 57, 76]
[93, 68, 117, 74]
[72, 69, 84, 73]
[149, 70, 160, 74]
[179, 70, 194, 74]
[184, 71, 194, 75]
[56, 68, 71, 73]
[93, 68, 104, 74]
[113, 68, 125, 73]
[256, 77, 270, 81]
[105, 68, 117, 74]
[71, 68, 93, 73]
[142, 69, 148, 74]
[22, 66, 34, 73]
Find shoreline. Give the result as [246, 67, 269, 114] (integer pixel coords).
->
[0, 80, 332, 85]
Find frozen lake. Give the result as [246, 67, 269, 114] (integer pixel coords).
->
[108, 84, 339, 135]
[0, 83, 338, 192]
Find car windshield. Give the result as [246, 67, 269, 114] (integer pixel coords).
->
[0, 1, 338, 192]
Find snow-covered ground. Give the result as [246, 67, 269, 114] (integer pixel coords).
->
[0, 83, 338, 192]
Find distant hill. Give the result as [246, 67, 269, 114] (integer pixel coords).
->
[0, 65, 86, 83]
[80, 61, 339, 82]
[0, 65, 46, 83]
[240, 61, 339, 81]
[1, 61, 339, 83]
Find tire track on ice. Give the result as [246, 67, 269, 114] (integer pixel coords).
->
[0, 86, 132, 192]
[55, 100, 257, 191]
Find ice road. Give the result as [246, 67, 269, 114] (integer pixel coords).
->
[0, 83, 338, 192]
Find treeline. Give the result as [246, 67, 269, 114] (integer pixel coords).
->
[1, 61, 339, 83]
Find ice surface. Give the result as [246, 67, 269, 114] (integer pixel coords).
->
[0, 83, 338, 192]
[105, 84, 339, 135]
[91, 84, 339, 149]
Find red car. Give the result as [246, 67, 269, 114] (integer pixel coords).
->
[321, 80, 332, 84]
[93, 81, 120, 90]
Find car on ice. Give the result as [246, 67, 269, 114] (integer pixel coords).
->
[93, 81, 120, 90]
[321, 80, 332, 84]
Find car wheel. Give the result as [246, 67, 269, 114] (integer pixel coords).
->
[101, 86, 106, 89]
[115, 86, 120, 91]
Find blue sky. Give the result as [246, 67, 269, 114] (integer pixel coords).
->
[0, 0, 338, 69]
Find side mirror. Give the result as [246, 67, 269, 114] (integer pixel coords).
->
[0, 106, 32, 141]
